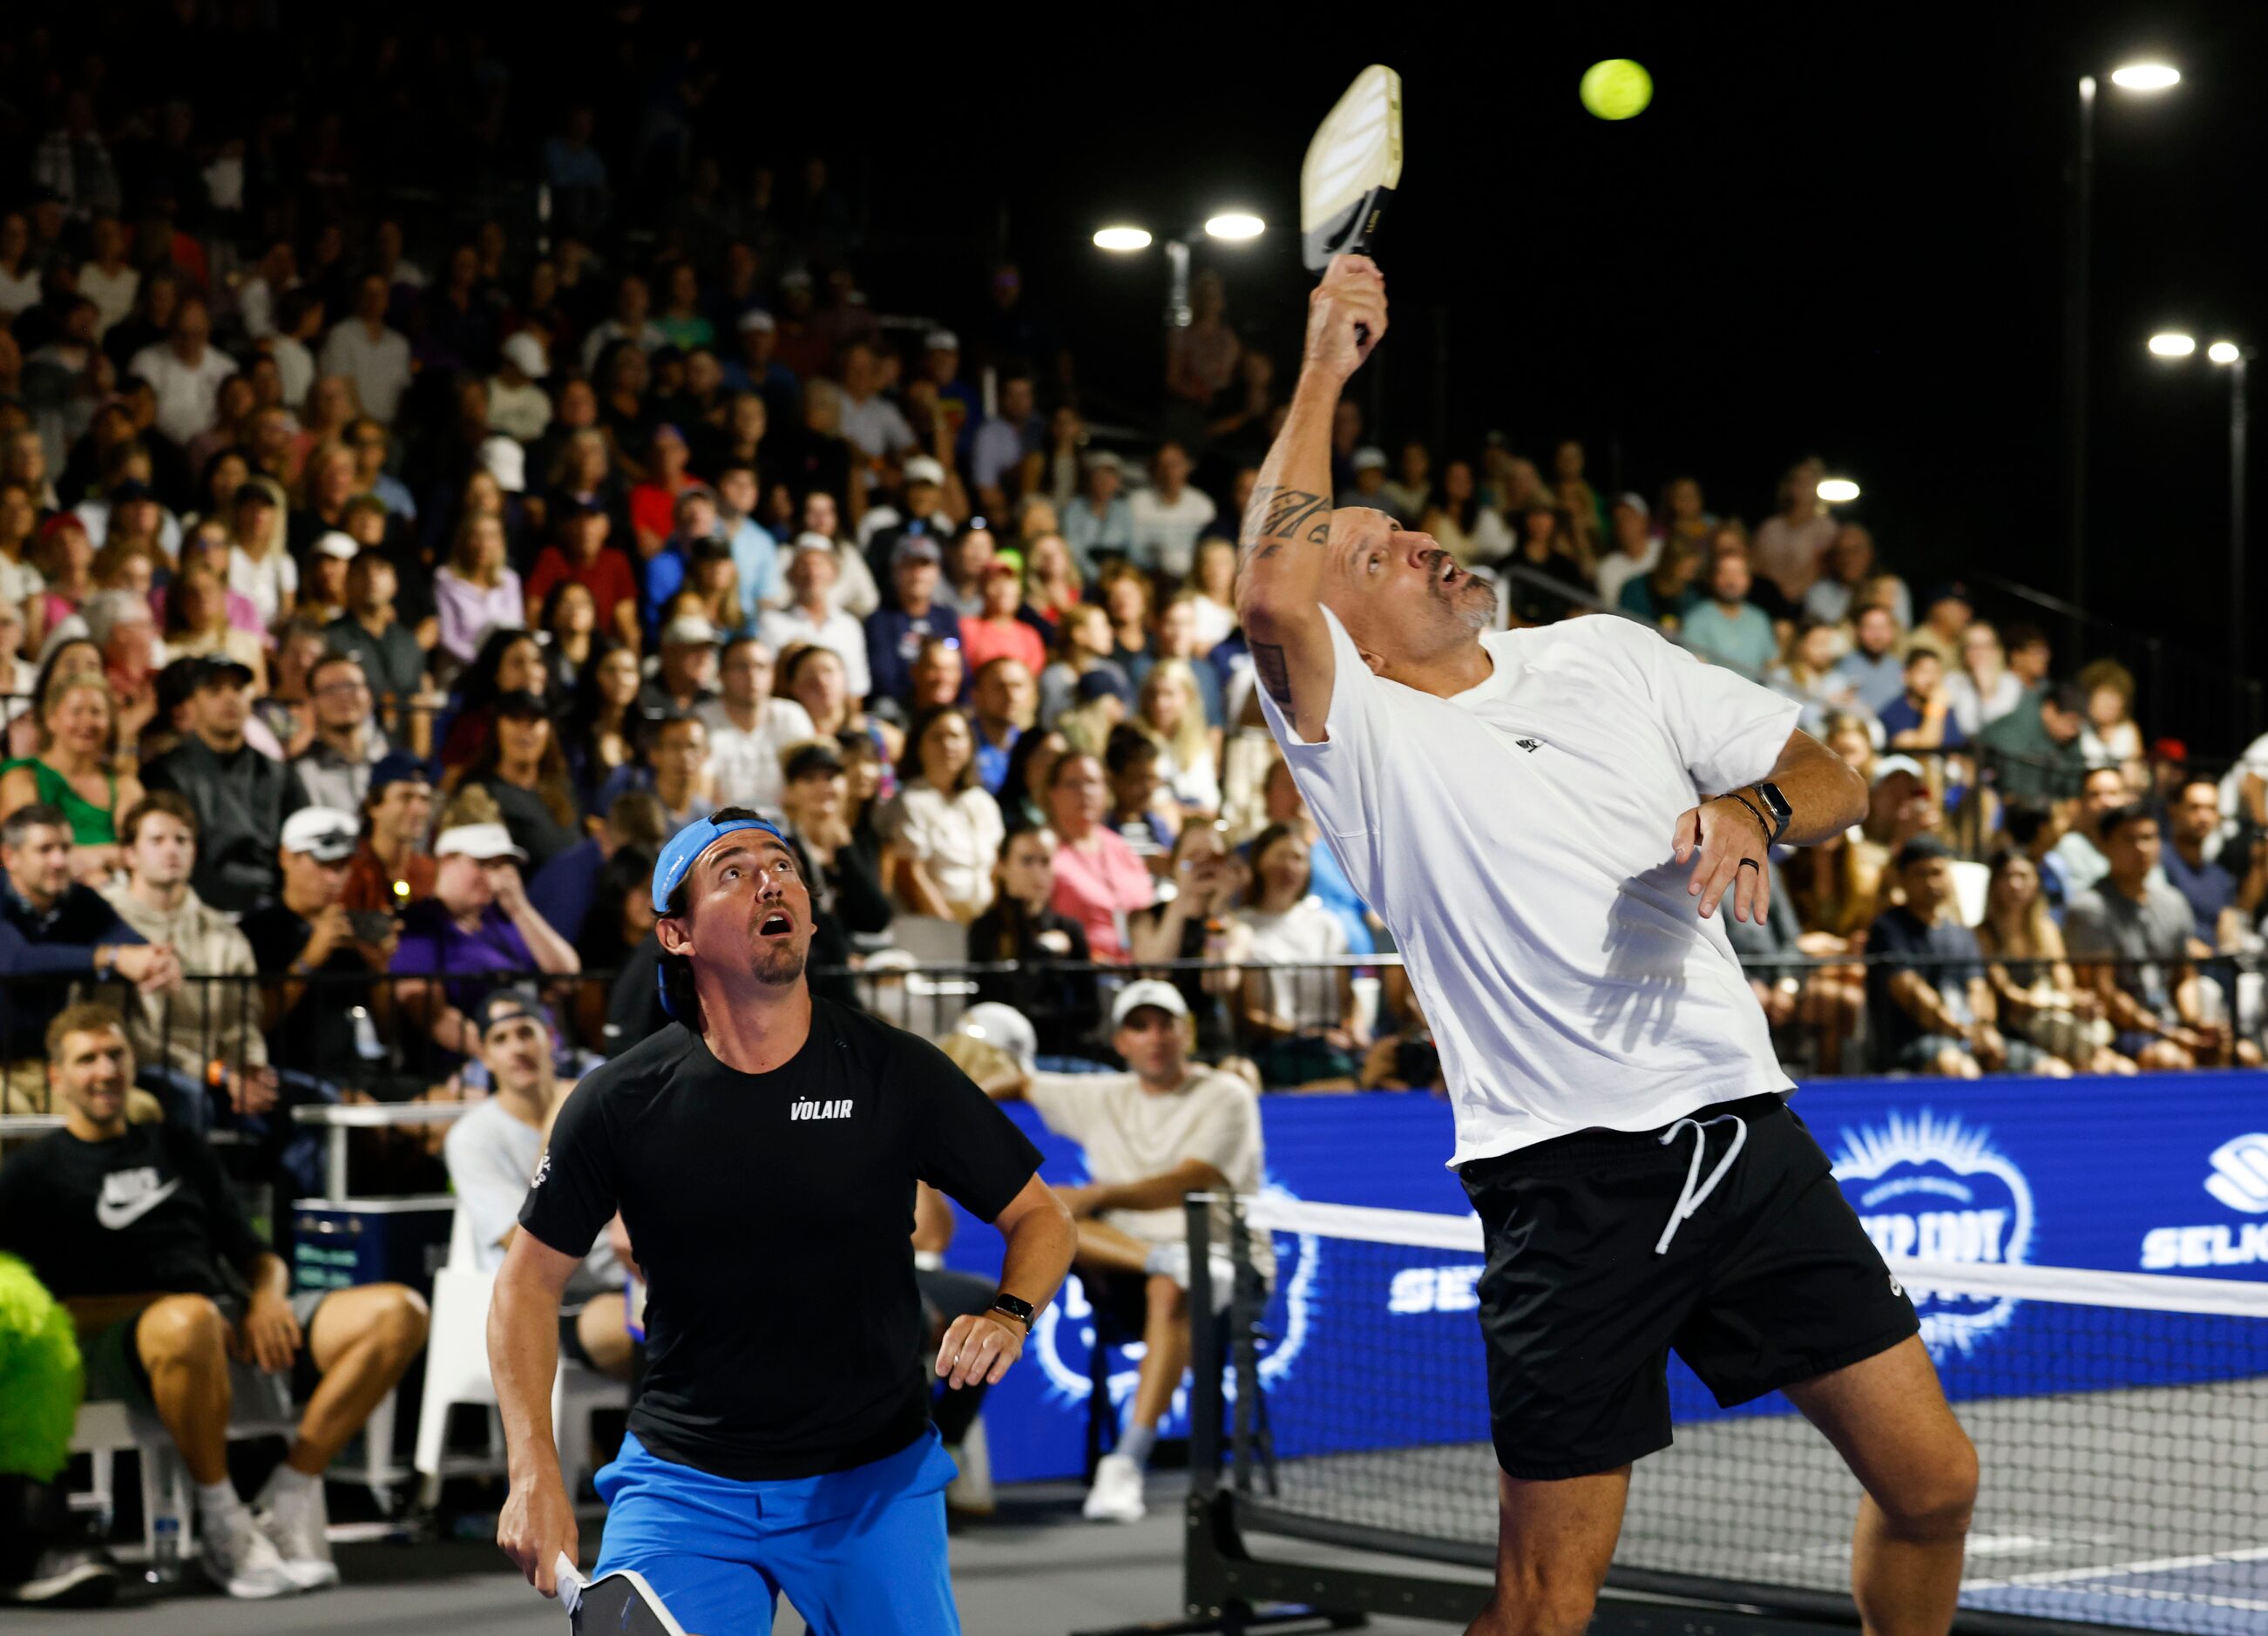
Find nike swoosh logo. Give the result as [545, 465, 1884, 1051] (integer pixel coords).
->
[97, 1178, 181, 1231]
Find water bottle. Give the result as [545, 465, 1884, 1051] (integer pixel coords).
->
[148, 1511, 182, 1585]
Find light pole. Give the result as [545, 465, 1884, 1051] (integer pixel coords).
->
[2064, 61, 2181, 650]
[2148, 331, 2253, 735]
[1093, 213, 1266, 328]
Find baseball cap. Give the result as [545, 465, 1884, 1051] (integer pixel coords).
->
[499, 331, 548, 378]
[1351, 445, 1388, 472]
[37, 514, 87, 547]
[1111, 978, 1190, 1030]
[904, 455, 947, 489]
[1924, 581, 1973, 611]
[434, 822, 528, 862]
[314, 531, 359, 562]
[108, 477, 154, 505]
[951, 1002, 1036, 1072]
[892, 535, 942, 568]
[368, 751, 432, 796]
[660, 614, 721, 648]
[191, 656, 255, 691]
[782, 739, 845, 781]
[1076, 668, 1131, 706]
[924, 328, 959, 353]
[737, 308, 776, 334]
[1872, 754, 1927, 786]
[473, 984, 548, 1040]
[479, 436, 526, 493]
[232, 481, 278, 510]
[2151, 736, 2190, 763]
[1084, 450, 1124, 476]
[1613, 491, 1650, 518]
[650, 811, 789, 916]
[281, 807, 360, 862]
[1896, 835, 1954, 869]
[792, 531, 836, 558]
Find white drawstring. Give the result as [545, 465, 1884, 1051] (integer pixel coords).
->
[1654, 1113, 1749, 1255]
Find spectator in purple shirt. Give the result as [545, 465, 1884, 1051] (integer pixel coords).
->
[389, 821, 579, 1073]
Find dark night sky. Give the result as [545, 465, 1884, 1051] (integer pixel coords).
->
[795, 1, 2267, 747]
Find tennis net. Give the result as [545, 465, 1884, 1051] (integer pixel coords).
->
[1221, 1196, 2268, 1636]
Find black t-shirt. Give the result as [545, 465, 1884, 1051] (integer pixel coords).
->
[518, 999, 1043, 1480]
[0, 1122, 267, 1301]
[1865, 905, 1982, 1059]
[241, 903, 367, 1074]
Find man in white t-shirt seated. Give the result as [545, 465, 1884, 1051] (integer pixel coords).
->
[441, 988, 633, 1380]
[962, 980, 1267, 1527]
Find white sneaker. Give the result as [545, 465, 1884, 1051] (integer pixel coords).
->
[199, 1508, 299, 1599]
[1082, 1451, 1147, 1524]
[254, 1470, 339, 1591]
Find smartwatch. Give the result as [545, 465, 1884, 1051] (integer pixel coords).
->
[1751, 781, 1793, 844]
[987, 1292, 1037, 1334]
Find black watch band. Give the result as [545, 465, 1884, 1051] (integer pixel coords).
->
[1751, 781, 1793, 844]
[987, 1292, 1037, 1334]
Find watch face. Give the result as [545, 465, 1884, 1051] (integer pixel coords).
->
[1758, 782, 1792, 821]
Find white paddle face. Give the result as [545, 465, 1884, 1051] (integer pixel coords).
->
[1301, 64, 1404, 273]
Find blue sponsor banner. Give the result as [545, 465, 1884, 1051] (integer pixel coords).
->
[944, 1072, 2268, 1483]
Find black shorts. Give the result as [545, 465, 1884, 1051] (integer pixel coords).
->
[1458, 1092, 1919, 1481]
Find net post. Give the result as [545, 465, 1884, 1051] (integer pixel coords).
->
[1186, 1192, 1222, 1493]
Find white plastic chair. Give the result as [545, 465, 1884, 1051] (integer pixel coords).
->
[71, 1363, 298, 1560]
[412, 1205, 627, 1506]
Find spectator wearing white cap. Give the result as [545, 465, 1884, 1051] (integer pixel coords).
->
[1126, 442, 1216, 580]
[1061, 450, 1135, 579]
[1591, 492, 1661, 611]
[958, 977, 1268, 1525]
[864, 536, 965, 706]
[1342, 445, 1391, 510]
[390, 821, 579, 1070]
[856, 454, 957, 580]
[759, 539, 872, 700]
[721, 308, 800, 429]
[638, 615, 722, 720]
[240, 806, 398, 1085]
[299, 531, 360, 625]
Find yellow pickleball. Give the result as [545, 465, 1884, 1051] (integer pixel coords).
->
[1581, 59, 1653, 121]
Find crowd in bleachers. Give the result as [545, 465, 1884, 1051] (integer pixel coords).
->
[0, 12, 2262, 1150]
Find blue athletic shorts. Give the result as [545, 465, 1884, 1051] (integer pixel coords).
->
[592, 1425, 960, 1635]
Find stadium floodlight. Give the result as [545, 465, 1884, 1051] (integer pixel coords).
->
[2209, 341, 2242, 366]
[2149, 333, 2198, 358]
[1816, 477, 1861, 504]
[1204, 213, 1266, 241]
[2109, 62, 2182, 91]
[1093, 226, 1154, 253]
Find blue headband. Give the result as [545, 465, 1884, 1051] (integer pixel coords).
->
[651, 814, 789, 916]
[651, 814, 789, 1019]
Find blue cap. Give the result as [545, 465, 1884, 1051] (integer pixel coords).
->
[650, 813, 789, 916]
[651, 812, 791, 1019]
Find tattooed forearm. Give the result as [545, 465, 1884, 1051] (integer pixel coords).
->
[1250, 640, 1293, 706]
[1239, 485, 1333, 559]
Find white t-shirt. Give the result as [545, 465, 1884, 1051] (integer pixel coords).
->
[757, 605, 872, 699]
[1127, 486, 1219, 578]
[318, 321, 416, 426]
[879, 782, 1005, 915]
[78, 262, 139, 335]
[1022, 1066, 1270, 1279]
[128, 342, 240, 446]
[1259, 607, 1798, 1166]
[228, 545, 298, 627]
[1592, 541, 1661, 612]
[443, 1099, 619, 1301]
[696, 695, 815, 815]
[1236, 896, 1350, 1031]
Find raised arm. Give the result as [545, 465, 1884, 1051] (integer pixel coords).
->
[1233, 255, 1388, 743]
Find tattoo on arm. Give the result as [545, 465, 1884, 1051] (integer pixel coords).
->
[1240, 485, 1333, 560]
[1251, 640, 1293, 706]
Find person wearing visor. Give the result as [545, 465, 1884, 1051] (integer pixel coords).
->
[491, 809, 1074, 1634]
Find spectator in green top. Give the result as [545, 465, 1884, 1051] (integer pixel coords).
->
[1680, 551, 1780, 675]
[1975, 683, 2089, 814]
[0, 673, 143, 883]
